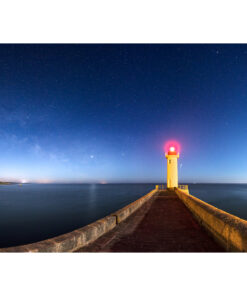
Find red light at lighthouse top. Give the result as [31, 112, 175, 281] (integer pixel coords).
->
[168, 146, 177, 155]
[164, 140, 180, 155]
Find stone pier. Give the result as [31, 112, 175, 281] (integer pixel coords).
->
[1, 187, 247, 252]
[76, 190, 223, 252]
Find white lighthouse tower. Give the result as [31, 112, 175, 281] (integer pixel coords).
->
[165, 146, 179, 188]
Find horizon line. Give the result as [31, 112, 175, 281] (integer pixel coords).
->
[3, 181, 247, 185]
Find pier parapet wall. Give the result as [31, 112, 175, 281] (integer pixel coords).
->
[175, 188, 247, 252]
[0, 188, 157, 252]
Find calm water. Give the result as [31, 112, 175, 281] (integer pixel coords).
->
[189, 184, 247, 221]
[0, 183, 247, 248]
[0, 183, 155, 248]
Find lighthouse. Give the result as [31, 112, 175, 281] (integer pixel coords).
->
[165, 146, 179, 188]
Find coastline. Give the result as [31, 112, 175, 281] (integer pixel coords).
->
[0, 182, 14, 185]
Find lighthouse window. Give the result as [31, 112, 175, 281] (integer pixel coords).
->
[169, 160, 171, 164]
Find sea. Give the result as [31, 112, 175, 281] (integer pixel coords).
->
[0, 183, 247, 248]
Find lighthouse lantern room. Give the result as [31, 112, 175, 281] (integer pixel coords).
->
[165, 145, 179, 188]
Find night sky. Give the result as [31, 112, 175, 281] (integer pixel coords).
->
[0, 44, 247, 183]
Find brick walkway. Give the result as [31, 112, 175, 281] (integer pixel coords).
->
[77, 190, 224, 252]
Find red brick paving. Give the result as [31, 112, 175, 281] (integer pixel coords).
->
[77, 190, 224, 252]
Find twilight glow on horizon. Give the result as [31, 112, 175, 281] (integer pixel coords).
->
[0, 44, 247, 183]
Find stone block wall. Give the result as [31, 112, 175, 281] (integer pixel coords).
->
[175, 188, 247, 252]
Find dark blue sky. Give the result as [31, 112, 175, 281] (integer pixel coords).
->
[0, 44, 247, 183]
